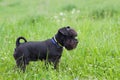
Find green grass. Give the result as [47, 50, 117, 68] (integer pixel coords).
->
[0, 0, 120, 80]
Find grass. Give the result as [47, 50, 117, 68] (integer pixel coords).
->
[0, 0, 120, 80]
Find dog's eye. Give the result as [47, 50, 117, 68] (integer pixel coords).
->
[68, 36, 74, 38]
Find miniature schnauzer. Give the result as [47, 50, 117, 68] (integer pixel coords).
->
[13, 26, 78, 72]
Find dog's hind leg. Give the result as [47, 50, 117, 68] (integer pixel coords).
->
[16, 56, 27, 72]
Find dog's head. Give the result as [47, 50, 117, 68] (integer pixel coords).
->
[55, 26, 78, 50]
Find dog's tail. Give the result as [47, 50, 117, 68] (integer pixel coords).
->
[16, 37, 27, 47]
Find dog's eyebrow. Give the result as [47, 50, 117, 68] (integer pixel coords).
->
[66, 28, 70, 31]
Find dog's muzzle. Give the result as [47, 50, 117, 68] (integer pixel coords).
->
[64, 38, 78, 50]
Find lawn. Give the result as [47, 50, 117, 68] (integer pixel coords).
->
[0, 0, 120, 80]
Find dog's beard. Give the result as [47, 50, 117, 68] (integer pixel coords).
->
[64, 39, 78, 50]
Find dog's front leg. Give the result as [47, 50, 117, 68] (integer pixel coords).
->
[53, 60, 60, 69]
[45, 58, 59, 69]
[49, 58, 60, 69]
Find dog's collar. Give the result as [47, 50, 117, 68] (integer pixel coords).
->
[51, 36, 63, 48]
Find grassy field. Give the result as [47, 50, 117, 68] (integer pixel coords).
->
[0, 0, 120, 80]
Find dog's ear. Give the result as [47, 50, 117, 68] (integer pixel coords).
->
[59, 26, 70, 36]
[66, 26, 70, 28]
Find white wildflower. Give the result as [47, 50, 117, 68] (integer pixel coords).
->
[59, 12, 64, 16]
[57, 19, 60, 23]
[77, 10, 80, 13]
[74, 77, 79, 80]
[71, 9, 76, 14]
[62, 18, 66, 21]
[54, 15, 58, 19]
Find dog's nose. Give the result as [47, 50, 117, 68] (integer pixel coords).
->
[76, 40, 78, 43]
[75, 39, 78, 43]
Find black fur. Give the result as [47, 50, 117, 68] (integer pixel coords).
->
[13, 26, 78, 72]
[16, 37, 27, 47]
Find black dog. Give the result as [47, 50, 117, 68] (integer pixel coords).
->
[13, 26, 78, 72]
